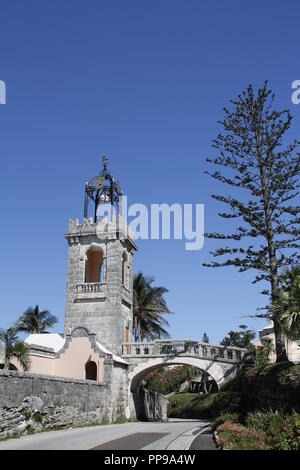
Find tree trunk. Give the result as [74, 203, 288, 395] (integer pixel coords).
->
[273, 316, 288, 362]
[256, 138, 288, 363]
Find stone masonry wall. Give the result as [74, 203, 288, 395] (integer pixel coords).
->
[64, 219, 136, 356]
[104, 362, 128, 422]
[0, 368, 128, 439]
[132, 386, 168, 422]
[0, 369, 108, 410]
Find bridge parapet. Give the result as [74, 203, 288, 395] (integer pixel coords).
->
[122, 339, 246, 364]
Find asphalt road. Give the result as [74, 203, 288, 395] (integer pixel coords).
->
[0, 419, 215, 450]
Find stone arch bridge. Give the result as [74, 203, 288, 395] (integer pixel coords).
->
[121, 339, 247, 419]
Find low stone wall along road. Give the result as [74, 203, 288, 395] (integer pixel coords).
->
[0, 419, 215, 451]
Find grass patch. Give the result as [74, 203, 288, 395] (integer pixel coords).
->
[168, 391, 240, 419]
[246, 361, 299, 377]
[112, 415, 128, 425]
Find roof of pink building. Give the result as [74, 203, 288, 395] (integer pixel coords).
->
[25, 334, 65, 353]
[24, 333, 129, 365]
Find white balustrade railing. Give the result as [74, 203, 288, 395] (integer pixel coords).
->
[121, 339, 246, 363]
[76, 282, 105, 294]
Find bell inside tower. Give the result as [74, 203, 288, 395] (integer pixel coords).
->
[84, 155, 123, 223]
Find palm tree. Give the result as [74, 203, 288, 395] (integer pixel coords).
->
[133, 272, 172, 342]
[0, 328, 30, 371]
[15, 305, 58, 334]
[272, 266, 300, 341]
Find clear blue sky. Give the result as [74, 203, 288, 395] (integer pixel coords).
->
[0, 0, 299, 343]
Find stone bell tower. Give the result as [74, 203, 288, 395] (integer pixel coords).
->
[64, 157, 137, 355]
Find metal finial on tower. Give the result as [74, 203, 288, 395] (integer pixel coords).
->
[102, 154, 108, 172]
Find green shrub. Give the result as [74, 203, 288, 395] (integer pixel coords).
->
[101, 415, 109, 425]
[245, 410, 300, 450]
[22, 409, 31, 421]
[113, 415, 127, 424]
[32, 412, 43, 424]
[246, 409, 285, 434]
[212, 412, 240, 431]
[267, 413, 300, 450]
[217, 422, 270, 450]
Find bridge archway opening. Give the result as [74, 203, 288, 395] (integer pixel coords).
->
[128, 358, 231, 421]
[129, 356, 236, 395]
[131, 362, 218, 394]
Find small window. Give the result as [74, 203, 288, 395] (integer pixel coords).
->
[85, 360, 97, 381]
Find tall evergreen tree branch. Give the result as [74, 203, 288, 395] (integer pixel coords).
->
[204, 82, 300, 362]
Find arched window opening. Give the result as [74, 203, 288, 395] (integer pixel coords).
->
[85, 247, 103, 283]
[85, 360, 97, 381]
[125, 324, 130, 343]
[125, 324, 130, 354]
[127, 264, 130, 289]
[122, 252, 127, 286]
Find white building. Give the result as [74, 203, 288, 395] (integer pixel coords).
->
[255, 321, 300, 363]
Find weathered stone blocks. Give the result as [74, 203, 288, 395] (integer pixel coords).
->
[64, 218, 136, 355]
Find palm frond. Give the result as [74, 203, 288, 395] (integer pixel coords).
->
[15, 305, 58, 334]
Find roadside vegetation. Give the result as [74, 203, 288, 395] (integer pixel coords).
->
[214, 362, 300, 450]
[196, 82, 300, 449]
[168, 362, 300, 450]
[215, 411, 300, 450]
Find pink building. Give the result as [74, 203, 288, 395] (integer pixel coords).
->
[10, 327, 128, 381]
